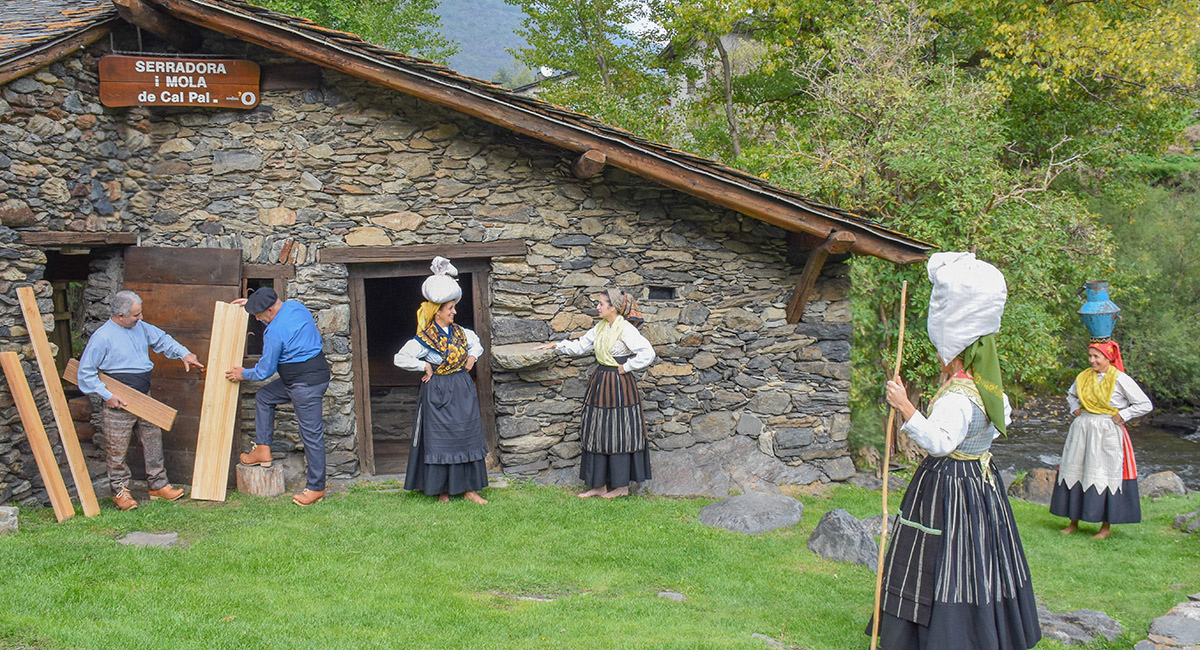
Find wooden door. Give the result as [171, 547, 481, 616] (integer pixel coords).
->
[122, 247, 242, 484]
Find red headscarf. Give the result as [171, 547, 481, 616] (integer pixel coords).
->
[1088, 340, 1124, 372]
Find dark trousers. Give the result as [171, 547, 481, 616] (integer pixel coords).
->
[254, 378, 329, 491]
[101, 405, 168, 492]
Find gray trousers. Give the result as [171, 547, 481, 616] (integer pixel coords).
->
[254, 378, 329, 491]
[102, 405, 168, 492]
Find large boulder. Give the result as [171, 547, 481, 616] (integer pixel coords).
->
[1134, 600, 1200, 649]
[807, 509, 878, 570]
[491, 342, 557, 370]
[1009, 467, 1058, 505]
[1038, 605, 1122, 645]
[648, 435, 823, 497]
[698, 493, 804, 534]
[1142, 471, 1187, 498]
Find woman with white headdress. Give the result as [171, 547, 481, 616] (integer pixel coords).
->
[394, 257, 489, 504]
[534, 288, 655, 498]
[871, 252, 1040, 650]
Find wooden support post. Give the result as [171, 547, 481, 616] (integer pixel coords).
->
[62, 359, 178, 431]
[17, 287, 100, 517]
[0, 352, 74, 522]
[570, 149, 607, 179]
[785, 231, 857, 324]
[112, 0, 202, 51]
[236, 464, 285, 498]
[191, 302, 249, 502]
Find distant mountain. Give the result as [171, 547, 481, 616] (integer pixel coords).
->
[435, 0, 528, 81]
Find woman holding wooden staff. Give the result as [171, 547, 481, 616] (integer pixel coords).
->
[393, 257, 489, 504]
[872, 252, 1040, 650]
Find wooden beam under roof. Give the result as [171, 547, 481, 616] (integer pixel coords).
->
[20, 232, 139, 247]
[113, 0, 202, 51]
[0, 21, 115, 86]
[571, 149, 606, 179]
[147, 0, 930, 265]
[786, 231, 856, 323]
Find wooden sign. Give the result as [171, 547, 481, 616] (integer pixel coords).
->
[191, 301, 249, 502]
[98, 55, 260, 109]
[0, 352, 74, 522]
[17, 286, 100, 517]
[62, 359, 178, 432]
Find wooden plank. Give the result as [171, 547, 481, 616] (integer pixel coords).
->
[320, 240, 527, 264]
[191, 301, 249, 501]
[472, 267, 498, 456]
[785, 231, 857, 324]
[17, 287, 100, 517]
[111, 0, 201, 51]
[19, 232, 139, 247]
[0, 21, 116, 86]
[63, 359, 178, 431]
[571, 149, 606, 178]
[124, 283, 236, 331]
[124, 247, 243, 286]
[348, 273, 375, 475]
[0, 352, 75, 522]
[151, 0, 931, 264]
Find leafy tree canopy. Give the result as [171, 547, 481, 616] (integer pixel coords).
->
[250, 0, 459, 63]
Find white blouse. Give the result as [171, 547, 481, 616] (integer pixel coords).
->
[393, 326, 484, 372]
[555, 320, 655, 373]
[1066, 371, 1153, 423]
[900, 392, 1012, 458]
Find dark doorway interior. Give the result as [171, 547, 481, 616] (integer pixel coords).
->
[364, 274, 475, 474]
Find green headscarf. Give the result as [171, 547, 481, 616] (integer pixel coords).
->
[961, 334, 1006, 436]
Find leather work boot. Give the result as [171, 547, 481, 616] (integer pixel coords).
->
[149, 485, 185, 501]
[292, 489, 325, 507]
[239, 444, 272, 467]
[113, 488, 138, 511]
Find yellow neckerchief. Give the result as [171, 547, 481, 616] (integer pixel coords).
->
[416, 320, 468, 375]
[1075, 368, 1120, 415]
[931, 372, 984, 412]
[593, 315, 626, 367]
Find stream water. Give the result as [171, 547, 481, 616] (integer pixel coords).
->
[990, 409, 1200, 490]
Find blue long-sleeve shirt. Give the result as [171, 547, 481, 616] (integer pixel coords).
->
[77, 319, 191, 401]
[241, 300, 324, 381]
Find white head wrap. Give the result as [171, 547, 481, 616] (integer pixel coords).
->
[926, 252, 1007, 365]
[421, 256, 462, 304]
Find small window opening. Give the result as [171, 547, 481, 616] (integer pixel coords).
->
[647, 286, 676, 300]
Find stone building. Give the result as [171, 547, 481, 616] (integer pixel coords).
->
[0, 0, 930, 505]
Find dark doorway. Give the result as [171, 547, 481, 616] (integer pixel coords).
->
[364, 274, 475, 474]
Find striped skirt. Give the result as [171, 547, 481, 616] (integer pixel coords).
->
[578, 364, 651, 489]
[875, 456, 1041, 650]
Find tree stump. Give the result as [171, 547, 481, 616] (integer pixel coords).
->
[235, 464, 284, 498]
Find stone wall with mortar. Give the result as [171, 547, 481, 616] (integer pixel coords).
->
[0, 27, 853, 502]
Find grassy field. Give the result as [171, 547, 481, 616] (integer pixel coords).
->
[0, 481, 1196, 649]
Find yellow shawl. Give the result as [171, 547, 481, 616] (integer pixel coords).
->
[593, 316, 626, 367]
[1075, 368, 1120, 415]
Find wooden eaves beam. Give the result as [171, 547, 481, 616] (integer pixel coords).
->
[147, 0, 927, 265]
[785, 230, 856, 323]
[113, 0, 202, 51]
[571, 149, 606, 179]
[0, 21, 116, 86]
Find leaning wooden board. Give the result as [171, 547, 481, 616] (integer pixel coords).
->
[17, 286, 100, 517]
[0, 352, 74, 522]
[190, 301, 248, 501]
[62, 359, 178, 431]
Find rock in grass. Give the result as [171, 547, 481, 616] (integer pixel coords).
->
[1008, 467, 1057, 505]
[699, 493, 803, 534]
[1138, 600, 1200, 648]
[1173, 509, 1200, 533]
[0, 506, 16, 535]
[1141, 471, 1187, 498]
[1037, 605, 1122, 645]
[806, 509, 877, 570]
[117, 532, 181, 548]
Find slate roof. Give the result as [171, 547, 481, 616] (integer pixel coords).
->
[0, 0, 116, 63]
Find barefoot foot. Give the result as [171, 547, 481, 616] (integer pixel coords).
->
[1092, 523, 1111, 540]
[601, 486, 629, 499]
[438, 492, 450, 503]
[1060, 523, 1078, 535]
[464, 491, 488, 504]
[577, 486, 607, 498]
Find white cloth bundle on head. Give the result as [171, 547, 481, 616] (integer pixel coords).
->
[422, 256, 462, 304]
[926, 251, 1007, 365]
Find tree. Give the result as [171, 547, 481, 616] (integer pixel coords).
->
[251, 0, 459, 63]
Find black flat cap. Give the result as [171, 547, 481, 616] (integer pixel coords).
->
[243, 287, 278, 314]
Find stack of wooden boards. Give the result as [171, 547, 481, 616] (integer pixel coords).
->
[1, 286, 250, 521]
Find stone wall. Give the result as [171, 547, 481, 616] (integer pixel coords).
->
[0, 26, 854, 502]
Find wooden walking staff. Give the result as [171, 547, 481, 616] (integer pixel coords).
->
[870, 280, 907, 650]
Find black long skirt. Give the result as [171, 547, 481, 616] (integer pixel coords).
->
[872, 456, 1041, 650]
[404, 370, 488, 496]
[578, 364, 651, 489]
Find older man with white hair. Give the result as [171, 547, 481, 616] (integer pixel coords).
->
[78, 290, 202, 511]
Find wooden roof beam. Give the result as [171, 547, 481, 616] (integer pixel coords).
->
[0, 21, 115, 86]
[114, 0, 202, 51]
[147, 0, 928, 265]
[785, 230, 856, 324]
[571, 149, 606, 179]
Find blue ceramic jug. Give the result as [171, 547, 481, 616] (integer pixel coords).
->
[1078, 281, 1120, 339]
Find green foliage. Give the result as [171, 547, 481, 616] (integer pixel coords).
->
[491, 62, 536, 88]
[249, 0, 459, 63]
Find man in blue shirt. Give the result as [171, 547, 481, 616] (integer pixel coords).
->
[78, 290, 203, 511]
[226, 288, 330, 506]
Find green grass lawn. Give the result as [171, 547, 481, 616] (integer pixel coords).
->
[0, 481, 1196, 649]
